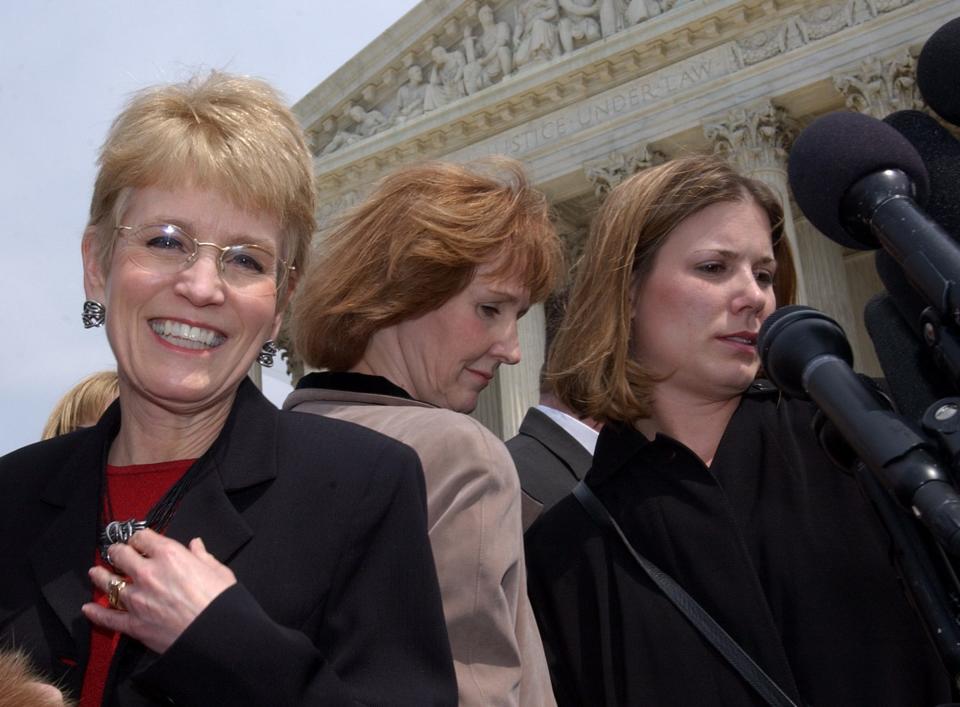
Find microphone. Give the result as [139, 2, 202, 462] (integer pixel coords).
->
[787, 111, 929, 249]
[917, 16, 960, 127]
[758, 304, 960, 556]
[788, 111, 960, 324]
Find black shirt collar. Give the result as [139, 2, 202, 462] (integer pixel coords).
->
[296, 371, 414, 401]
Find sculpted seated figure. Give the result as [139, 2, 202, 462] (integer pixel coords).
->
[513, 0, 561, 68]
[424, 46, 467, 111]
[320, 104, 389, 155]
[558, 0, 601, 53]
[464, 5, 513, 95]
[394, 65, 427, 124]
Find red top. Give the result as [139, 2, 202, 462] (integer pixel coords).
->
[78, 458, 194, 707]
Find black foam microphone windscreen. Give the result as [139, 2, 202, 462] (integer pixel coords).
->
[917, 16, 960, 126]
[787, 112, 929, 249]
[884, 109, 960, 239]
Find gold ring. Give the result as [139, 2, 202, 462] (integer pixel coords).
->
[107, 577, 127, 611]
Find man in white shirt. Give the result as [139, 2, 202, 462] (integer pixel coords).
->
[508, 389, 600, 530]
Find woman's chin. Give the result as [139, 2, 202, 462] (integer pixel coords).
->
[126, 373, 242, 410]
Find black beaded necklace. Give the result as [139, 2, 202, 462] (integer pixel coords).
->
[98, 459, 208, 565]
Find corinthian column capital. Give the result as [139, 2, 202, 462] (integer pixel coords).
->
[583, 143, 666, 202]
[703, 99, 799, 173]
[833, 49, 923, 118]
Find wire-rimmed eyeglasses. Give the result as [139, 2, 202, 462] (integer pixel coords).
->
[115, 223, 293, 294]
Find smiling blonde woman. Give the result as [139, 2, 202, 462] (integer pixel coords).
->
[0, 72, 455, 706]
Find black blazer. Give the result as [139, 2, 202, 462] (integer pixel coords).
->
[0, 379, 456, 706]
[506, 407, 593, 530]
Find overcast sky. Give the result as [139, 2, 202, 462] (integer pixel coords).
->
[0, 0, 418, 455]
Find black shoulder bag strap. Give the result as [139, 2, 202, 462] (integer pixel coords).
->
[573, 480, 800, 707]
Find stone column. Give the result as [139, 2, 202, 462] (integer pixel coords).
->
[472, 373, 505, 438]
[498, 303, 546, 439]
[471, 303, 545, 439]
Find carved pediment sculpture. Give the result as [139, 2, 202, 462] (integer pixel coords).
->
[320, 105, 389, 156]
[424, 46, 468, 111]
[394, 65, 428, 125]
[312, 0, 679, 155]
[464, 5, 514, 95]
[513, 0, 563, 68]
[735, 0, 918, 66]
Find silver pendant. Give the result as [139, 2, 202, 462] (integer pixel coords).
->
[99, 519, 148, 564]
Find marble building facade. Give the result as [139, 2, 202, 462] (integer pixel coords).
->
[289, 0, 957, 439]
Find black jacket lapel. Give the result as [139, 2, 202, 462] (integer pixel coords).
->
[163, 379, 278, 560]
[521, 408, 594, 481]
[27, 404, 120, 665]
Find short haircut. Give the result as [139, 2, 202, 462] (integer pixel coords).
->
[293, 158, 563, 371]
[42, 370, 120, 440]
[547, 154, 797, 425]
[87, 71, 316, 292]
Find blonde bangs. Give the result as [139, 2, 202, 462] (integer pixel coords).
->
[89, 71, 316, 282]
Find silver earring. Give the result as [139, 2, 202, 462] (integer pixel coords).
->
[82, 300, 105, 328]
[258, 340, 278, 367]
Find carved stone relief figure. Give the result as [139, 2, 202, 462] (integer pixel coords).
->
[424, 46, 467, 111]
[513, 0, 562, 69]
[734, 0, 918, 67]
[558, 0, 601, 53]
[625, 0, 675, 24]
[557, 0, 628, 52]
[597, 0, 627, 35]
[394, 64, 428, 124]
[463, 5, 513, 95]
[321, 105, 390, 155]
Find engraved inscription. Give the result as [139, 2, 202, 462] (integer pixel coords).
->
[454, 44, 738, 160]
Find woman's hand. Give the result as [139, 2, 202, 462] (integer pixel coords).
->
[82, 529, 237, 654]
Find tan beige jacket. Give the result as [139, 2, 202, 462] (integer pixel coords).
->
[284, 386, 555, 707]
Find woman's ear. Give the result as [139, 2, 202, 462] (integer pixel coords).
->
[278, 270, 298, 312]
[269, 310, 285, 342]
[271, 273, 298, 339]
[81, 226, 107, 303]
